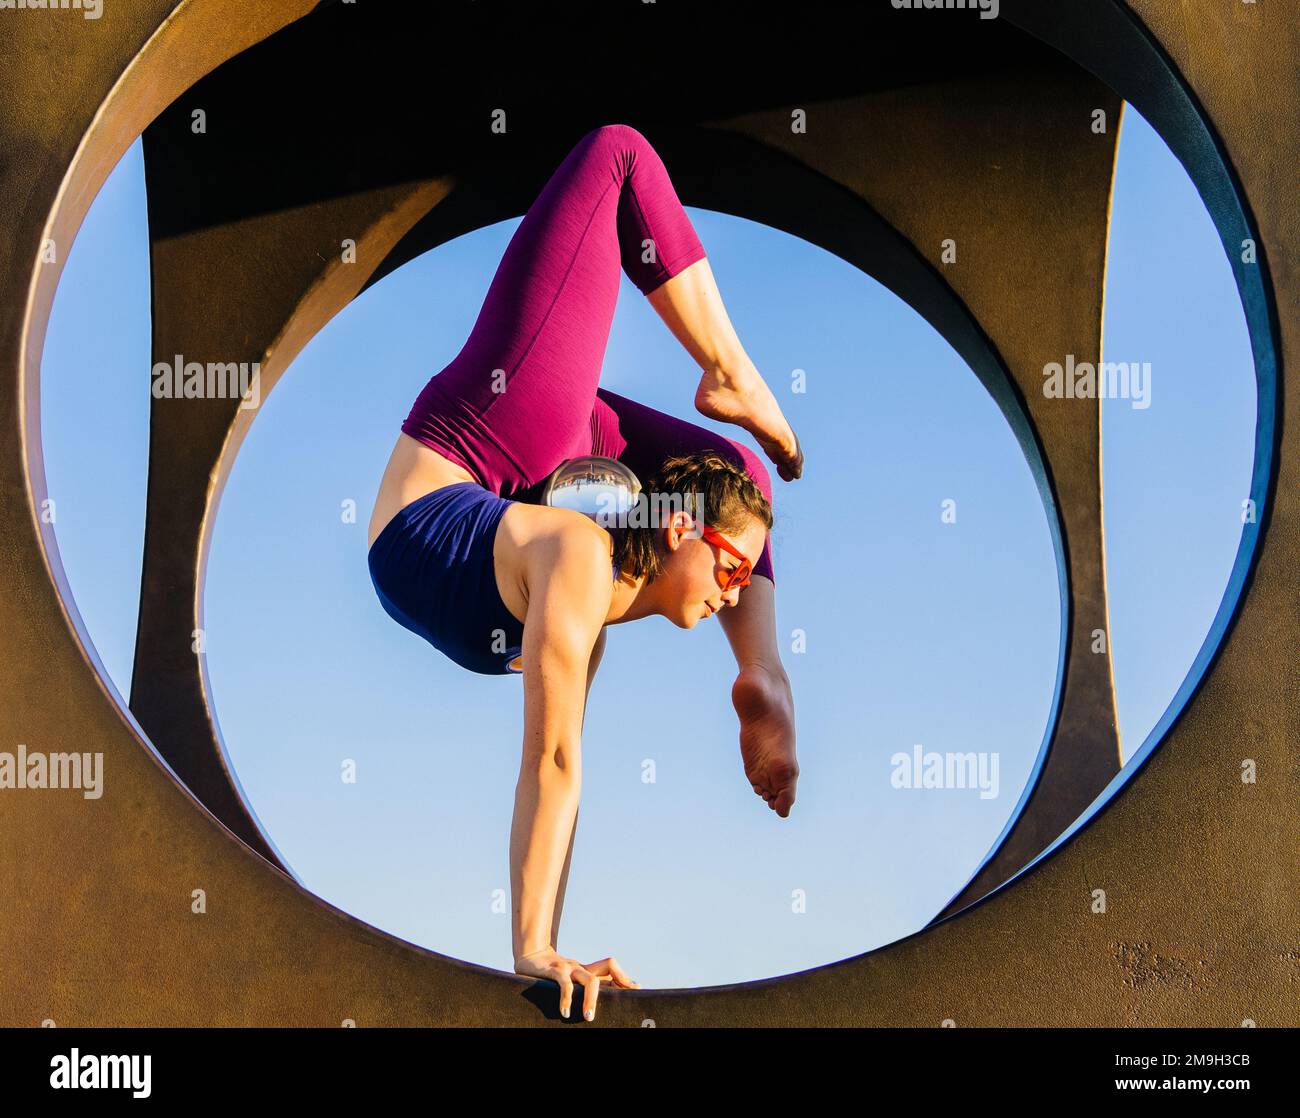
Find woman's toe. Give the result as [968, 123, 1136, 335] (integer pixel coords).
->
[779, 432, 802, 480]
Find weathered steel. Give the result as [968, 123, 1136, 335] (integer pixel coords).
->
[0, 1, 1292, 1025]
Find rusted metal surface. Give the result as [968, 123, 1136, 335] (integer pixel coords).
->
[0, 1, 1292, 1025]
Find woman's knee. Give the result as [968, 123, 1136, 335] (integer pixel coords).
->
[585, 122, 648, 155]
[581, 123, 656, 178]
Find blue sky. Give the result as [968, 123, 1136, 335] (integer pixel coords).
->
[39, 108, 1254, 989]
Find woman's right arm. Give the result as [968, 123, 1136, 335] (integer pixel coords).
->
[510, 522, 631, 1019]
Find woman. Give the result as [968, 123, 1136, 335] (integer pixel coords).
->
[366, 124, 802, 1019]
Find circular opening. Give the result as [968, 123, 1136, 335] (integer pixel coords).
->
[26, 2, 1281, 1002]
[201, 210, 1061, 987]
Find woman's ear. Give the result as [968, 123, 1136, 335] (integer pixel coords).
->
[661, 507, 691, 554]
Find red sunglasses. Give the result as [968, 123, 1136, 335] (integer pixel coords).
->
[699, 525, 753, 592]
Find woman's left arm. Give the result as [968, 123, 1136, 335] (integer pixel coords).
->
[584, 627, 608, 714]
[549, 626, 607, 944]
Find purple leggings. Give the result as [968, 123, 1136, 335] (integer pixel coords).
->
[400, 123, 775, 583]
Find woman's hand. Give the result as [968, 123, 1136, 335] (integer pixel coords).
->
[514, 948, 640, 1020]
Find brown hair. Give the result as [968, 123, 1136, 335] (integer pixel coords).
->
[611, 451, 772, 582]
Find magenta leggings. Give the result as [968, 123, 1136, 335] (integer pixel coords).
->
[401, 123, 774, 582]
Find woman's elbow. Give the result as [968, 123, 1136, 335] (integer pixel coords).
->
[520, 742, 582, 783]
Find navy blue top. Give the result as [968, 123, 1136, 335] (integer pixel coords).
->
[368, 482, 616, 676]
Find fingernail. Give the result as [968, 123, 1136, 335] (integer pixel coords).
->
[585, 1009, 594, 1021]
[561, 1005, 569, 1018]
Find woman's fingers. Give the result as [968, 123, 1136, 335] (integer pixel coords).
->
[584, 956, 641, 989]
[549, 954, 639, 1019]
[571, 967, 600, 1021]
[557, 969, 576, 1019]
[555, 961, 602, 1020]
[607, 957, 640, 989]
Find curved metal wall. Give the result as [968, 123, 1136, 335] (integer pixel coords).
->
[0, 0, 1292, 1025]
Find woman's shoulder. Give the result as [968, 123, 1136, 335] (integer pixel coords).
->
[500, 501, 613, 572]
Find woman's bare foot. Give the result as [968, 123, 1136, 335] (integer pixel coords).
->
[695, 365, 803, 481]
[731, 664, 799, 816]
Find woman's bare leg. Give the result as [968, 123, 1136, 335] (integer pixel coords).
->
[647, 257, 803, 481]
[591, 386, 797, 813]
[640, 256, 801, 813]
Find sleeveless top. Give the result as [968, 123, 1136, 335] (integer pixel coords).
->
[368, 481, 618, 676]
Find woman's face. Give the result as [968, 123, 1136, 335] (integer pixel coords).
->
[659, 512, 767, 627]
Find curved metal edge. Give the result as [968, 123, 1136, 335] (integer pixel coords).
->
[18, 0, 1273, 1004]
[936, 0, 1283, 905]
